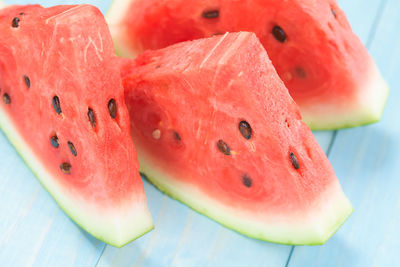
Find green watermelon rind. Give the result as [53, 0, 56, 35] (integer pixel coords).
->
[137, 146, 353, 246]
[303, 62, 390, 131]
[0, 107, 154, 248]
[306, 88, 389, 130]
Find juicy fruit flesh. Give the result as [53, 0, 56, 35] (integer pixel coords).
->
[122, 32, 353, 244]
[108, 0, 389, 129]
[0, 4, 138, 203]
[0, 5, 152, 247]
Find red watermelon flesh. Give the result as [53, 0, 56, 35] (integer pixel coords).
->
[121, 32, 353, 245]
[108, 0, 389, 130]
[0, 5, 153, 247]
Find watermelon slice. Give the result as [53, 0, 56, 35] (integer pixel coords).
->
[108, 0, 389, 130]
[121, 32, 353, 245]
[0, 5, 153, 247]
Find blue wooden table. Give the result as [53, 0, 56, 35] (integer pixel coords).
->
[1, 0, 399, 266]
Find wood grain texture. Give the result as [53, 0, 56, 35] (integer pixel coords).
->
[0, 0, 396, 266]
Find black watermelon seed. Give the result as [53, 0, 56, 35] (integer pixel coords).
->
[60, 162, 71, 174]
[108, 99, 117, 119]
[212, 32, 225, 36]
[173, 131, 182, 141]
[202, 9, 219, 19]
[242, 174, 252, 188]
[289, 152, 300, 170]
[87, 108, 96, 128]
[295, 67, 307, 78]
[3, 93, 10, 104]
[50, 135, 59, 148]
[19, 12, 25, 16]
[331, 9, 337, 18]
[52, 96, 62, 114]
[12, 17, 20, 28]
[217, 140, 231, 156]
[239, 121, 252, 139]
[272, 25, 286, 43]
[68, 141, 77, 157]
[23, 75, 30, 88]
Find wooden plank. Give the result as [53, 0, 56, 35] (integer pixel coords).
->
[288, 0, 400, 266]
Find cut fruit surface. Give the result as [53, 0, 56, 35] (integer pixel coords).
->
[108, 0, 389, 130]
[0, 4, 153, 247]
[121, 32, 353, 245]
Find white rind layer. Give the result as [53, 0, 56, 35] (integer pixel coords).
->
[0, 106, 154, 247]
[304, 60, 389, 130]
[106, 0, 141, 58]
[136, 143, 353, 245]
[0, 0, 6, 9]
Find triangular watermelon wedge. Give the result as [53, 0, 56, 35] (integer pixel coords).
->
[108, 0, 389, 130]
[0, 5, 153, 247]
[121, 32, 353, 245]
